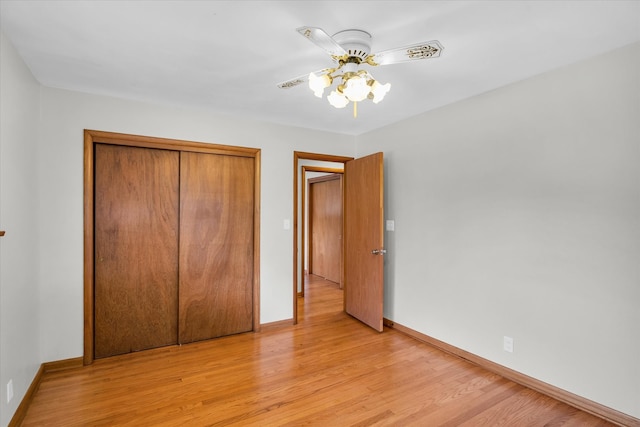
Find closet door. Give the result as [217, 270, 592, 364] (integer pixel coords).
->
[94, 144, 179, 358]
[179, 152, 254, 344]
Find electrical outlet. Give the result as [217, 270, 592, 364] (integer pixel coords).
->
[7, 379, 13, 403]
[503, 336, 514, 353]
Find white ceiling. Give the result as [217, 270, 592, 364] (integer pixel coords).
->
[1, 1, 639, 136]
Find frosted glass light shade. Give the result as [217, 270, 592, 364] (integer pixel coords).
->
[370, 81, 391, 104]
[308, 72, 332, 98]
[342, 76, 370, 102]
[327, 90, 349, 108]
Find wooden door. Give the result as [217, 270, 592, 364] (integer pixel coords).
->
[309, 175, 342, 284]
[94, 144, 179, 358]
[178, 152, 255, 344]
[344, 152, 384, 332]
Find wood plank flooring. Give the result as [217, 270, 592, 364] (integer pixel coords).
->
[20, 275, 614, 426]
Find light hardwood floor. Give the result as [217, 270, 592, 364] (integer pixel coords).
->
[20, 275, 614, 426]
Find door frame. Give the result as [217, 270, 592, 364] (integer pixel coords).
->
[293, 152, 353, 324]
[84, 129, 261, 365]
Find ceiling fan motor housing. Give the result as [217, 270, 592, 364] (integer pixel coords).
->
[332, 29, 372, 61]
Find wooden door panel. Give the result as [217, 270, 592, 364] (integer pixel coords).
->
[94, 144, 179, 358]
[179, 153, 254, 344]
[344, 152, 384, 332]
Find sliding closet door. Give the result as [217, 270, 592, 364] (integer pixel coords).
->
[94, 144, 179, 358]
[179, 152, 255, 344]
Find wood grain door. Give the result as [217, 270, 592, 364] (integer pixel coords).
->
[94, 144, 180, 358]
[309, 175, 342, 284]
[344, 152, 384, 332]
[178, 152, 255, 344]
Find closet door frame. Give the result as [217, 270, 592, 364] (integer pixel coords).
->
[83, 129, 261, 365]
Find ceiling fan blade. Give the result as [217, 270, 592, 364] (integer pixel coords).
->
[296, 26, 347, 58]
[277, 75, 308, 89]
[277, 68, 333, 89]
[369, 40, 444, 66]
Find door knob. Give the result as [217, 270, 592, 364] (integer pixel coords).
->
[371, 249, 387, 255]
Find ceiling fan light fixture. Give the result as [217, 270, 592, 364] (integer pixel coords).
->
[284, 27, 442, 115]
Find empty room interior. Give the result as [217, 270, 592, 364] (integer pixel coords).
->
[0, 1, 639, 426]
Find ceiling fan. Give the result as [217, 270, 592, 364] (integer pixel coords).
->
[278, 26, 443, 116]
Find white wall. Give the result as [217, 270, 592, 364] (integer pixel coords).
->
[359, 42, 640, 418]
[0, 32, 42, 426]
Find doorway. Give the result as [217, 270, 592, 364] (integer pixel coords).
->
[301, 167, 344, 297]
[307, 173, 343, 286]
[293, 151, 386, 330]
[293, 152, 352, 324]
